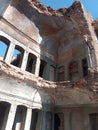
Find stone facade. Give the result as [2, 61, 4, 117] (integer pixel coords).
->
[0, 0, 98, 130]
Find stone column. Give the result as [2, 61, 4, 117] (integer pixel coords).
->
[4, 104, 17, 130]
[5, 42, 15, 64]
[24, 108, 32, 130]
[35, 56, 40, 77]
[21, 50, 29, 71]
[41, 110, 46, 130]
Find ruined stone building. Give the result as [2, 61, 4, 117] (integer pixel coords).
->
[0, 0, 98, 130]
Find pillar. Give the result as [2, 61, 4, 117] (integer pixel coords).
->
[21, 50, 29, 71]
[35, 56, 40, 77]
[5, 42, 15, 64]
[24, 108, 32, 130]
[4, 104, 17, 130]
[41, 110, 46, 130]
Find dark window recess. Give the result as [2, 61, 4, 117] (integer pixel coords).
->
[90, 113, 98, 130]
[26, 53, 36, 74]
[0, 102, 10, 130]
[11, 45, 24, 68]
[58, 66, 65, 81]
[69, 61, 78, 80]
[82, 58, 88, 77]
[95, 30, 98, 41]
[39, 60, 47, 78]
[30, 109, 38, 130]
[54, 114, 60, 130]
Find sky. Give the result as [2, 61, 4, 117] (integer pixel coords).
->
[40, 0, 98, 19]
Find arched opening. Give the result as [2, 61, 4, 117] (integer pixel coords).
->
[30, 109, 39, 130]
[54, 114, 60, 130]
[82, 58, 88, 77]
[0, 101, 11, 130]
[26, 53, 37, 74]
[39, 60, 47, 79]
[0, 36, 10, 60]
[12, 105, 27, 130]
[69, 61, 79, 80]
[58, 66, 65, 81]
[11, 45, 24, 68]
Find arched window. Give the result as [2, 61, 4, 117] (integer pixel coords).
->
[69, 61, 79, 80]
[0, 36, 10, 60]
[11, 45, 24, 68]
[26, 53, 37, 74]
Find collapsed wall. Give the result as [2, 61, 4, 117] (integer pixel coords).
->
[0, 0, 98, 130]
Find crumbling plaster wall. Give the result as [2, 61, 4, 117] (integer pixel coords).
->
[1, 0, 60, 59]
[1, 0, 97, 68]
[55, 107, 98, 130]
[0, 60, 55, 108]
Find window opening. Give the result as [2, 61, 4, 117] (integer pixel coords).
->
[26, 53, 37, 74]
[0, 39, 9, 60]
[58, 66, 65, 81]
[12, 105, 27, 130]
[39, 60, 47, 79]
[69, 61, 79, 80]
[11, 45, 24, 68]
[95, 30, 98, 42]
[0, 102, 10, 130]
[82, 58, 88, 77]
[54, 114, 60, 130]
[30, 109, 38, 130]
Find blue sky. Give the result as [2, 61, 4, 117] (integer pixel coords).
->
[40, 0, 98, 19]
